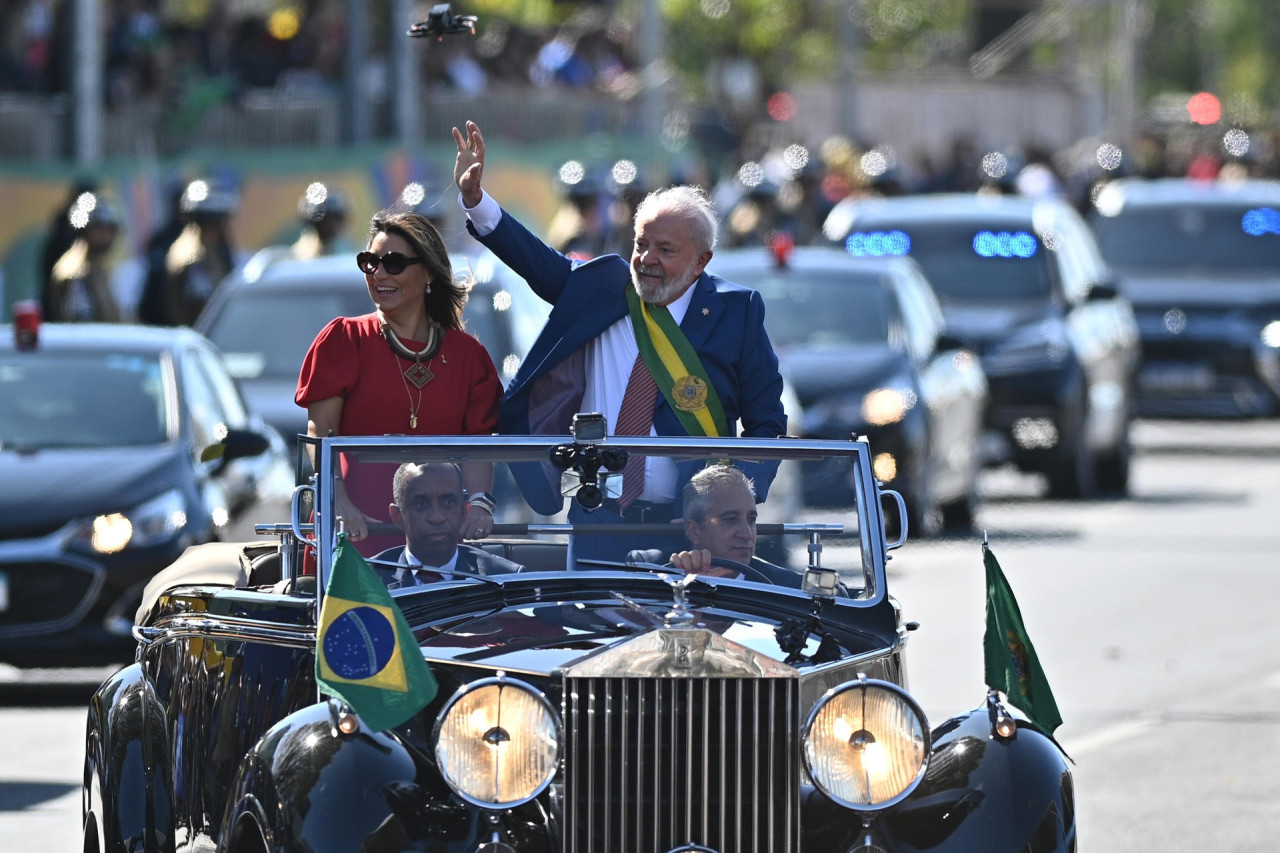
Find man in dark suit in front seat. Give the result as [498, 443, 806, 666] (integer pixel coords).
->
[372, 462, 523, 589]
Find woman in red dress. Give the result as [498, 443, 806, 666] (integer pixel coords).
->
[296, 210, 501, 555]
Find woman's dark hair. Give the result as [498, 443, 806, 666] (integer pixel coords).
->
[367, 210, 467, 331]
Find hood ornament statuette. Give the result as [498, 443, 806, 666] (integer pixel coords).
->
[662, 572, 697, 627]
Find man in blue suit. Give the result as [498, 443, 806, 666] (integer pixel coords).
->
[452, 121, 787, 560]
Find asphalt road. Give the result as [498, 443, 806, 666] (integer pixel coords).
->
[3, 419, 1279, 850]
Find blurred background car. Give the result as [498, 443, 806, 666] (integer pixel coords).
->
[1090, 177, 1280, 417]
[0, 322, 288, 667]
[195, 246, 549, 450]
[824, 193, 1140, 498]
[708, 240, 988, 535]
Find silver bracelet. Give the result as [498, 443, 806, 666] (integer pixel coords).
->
[468, 491, 496, 513]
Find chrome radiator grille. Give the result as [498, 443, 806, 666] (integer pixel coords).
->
[563, 676, 799, 853]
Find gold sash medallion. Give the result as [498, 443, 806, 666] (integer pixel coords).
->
[672, 375, 708, 412]
[626, 286, 728, 436]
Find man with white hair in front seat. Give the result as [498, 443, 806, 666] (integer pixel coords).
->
[631, 464, 801, 586]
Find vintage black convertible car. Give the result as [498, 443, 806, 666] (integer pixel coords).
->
[84, 428, 1074, 852]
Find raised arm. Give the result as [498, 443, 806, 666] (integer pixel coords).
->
[452, 121, 486, 209]
[452, 120, 577, 303]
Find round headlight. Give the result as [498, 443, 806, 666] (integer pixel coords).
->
[434, 677, 560, 808]
[803, 677, 930, 811]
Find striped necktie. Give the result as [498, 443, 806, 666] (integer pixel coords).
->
[615, 354, 659, 510]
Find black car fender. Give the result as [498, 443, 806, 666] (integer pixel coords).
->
[800, 706, 1073, 852]
[882, 707, 1074, 852]
[83, 663, 176, 853]
[222, 699, 484, 851]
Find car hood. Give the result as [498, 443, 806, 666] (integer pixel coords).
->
[776, 345, 907, 405]
[0, 445, 188, 537]
[414, 593, 887, 674]
[1114, 268, 1280, 309]
[941, 302, 1055, 346]
[239, 379, 308, 445]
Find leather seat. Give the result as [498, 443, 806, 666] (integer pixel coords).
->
[475, 539, 567, 573]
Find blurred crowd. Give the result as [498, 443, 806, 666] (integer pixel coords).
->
[0, 0, 638, 109]
[34, 113, 1280, 328]
[541, 120, 1280, 258]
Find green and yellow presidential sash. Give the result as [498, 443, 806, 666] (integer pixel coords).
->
[626, 286, 728, 437]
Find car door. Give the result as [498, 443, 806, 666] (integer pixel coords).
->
[895, 262, 987, 503]
[177, 345, 248, 529]
[1049, 206, 1138, 449]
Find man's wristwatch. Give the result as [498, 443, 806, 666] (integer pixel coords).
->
[468, 491, 496, 514]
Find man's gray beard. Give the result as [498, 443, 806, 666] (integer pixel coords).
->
[631, 261, 699, 305]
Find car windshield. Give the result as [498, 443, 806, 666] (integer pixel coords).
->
[1092, 204, 1280, 271]
[725, 270, 892, 348]
[312, 434, 881, 600]
[857, 222, 1053, 301]
[203, 289, 372, 379]
[0, 352, 169, 450]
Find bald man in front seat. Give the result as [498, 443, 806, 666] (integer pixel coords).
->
[371, 462, 523, 589]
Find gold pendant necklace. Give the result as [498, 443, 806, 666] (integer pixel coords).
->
[399, 369, 424, 428]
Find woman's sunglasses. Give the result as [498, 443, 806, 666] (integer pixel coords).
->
[357, 251, 424, 276]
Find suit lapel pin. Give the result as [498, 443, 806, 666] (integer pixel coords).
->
[701, 307, 710, 316]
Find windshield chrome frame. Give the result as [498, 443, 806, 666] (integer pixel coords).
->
[313, 433, 889, 604]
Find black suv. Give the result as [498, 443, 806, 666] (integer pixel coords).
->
[824, 193, 1140, 497]
[709, 244, 988, 535]
[1090, 177, 1280, 416]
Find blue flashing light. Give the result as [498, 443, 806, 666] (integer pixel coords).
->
[846, 230, 911, 257]
[1242, 207, 1280, 236]
[973, 230, 1038, 258]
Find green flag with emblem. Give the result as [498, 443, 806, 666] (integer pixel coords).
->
[982, 543, 1063, 734]
[315, 534, 437, 731]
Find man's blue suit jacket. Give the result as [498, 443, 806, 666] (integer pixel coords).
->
[471, 209, 787, 515]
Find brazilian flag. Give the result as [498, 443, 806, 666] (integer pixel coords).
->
[315, 535, 437, 731]
[982, 543, 1063, 735]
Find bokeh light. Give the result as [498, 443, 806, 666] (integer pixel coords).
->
[767, 92, 797, 122]
[782, 144, 810, 174]
[558, 160, 586, 187]
[611, 159, 638, 187]
[821, 174, 850, 203]
[701, 0, 731, 19]
[400, 182, 426, 207]
[67, 191, 98, 229]
[737, 161, 765, 189]
[861, 149, 889, 178]
[1187, 92, 1221, 125]
[1223, 128, 1250, 157]
[304, 181, 329, 206]
[1096, 143, 1123, 171]
[267, 7, 301, 41]
[1242, 207, 1280, 236]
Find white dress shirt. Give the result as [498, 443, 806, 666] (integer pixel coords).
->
[392, 548, 461, 586]
[462, 190, 690, 504]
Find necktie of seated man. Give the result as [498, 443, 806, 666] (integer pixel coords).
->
[615, 354, 659, 511]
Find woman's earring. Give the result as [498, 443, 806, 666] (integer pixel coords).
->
[425, 280, 432, 295]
